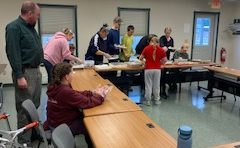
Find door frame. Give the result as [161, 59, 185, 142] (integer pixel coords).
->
[191, 11, 220, 62]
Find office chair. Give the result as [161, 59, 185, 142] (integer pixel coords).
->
[52, 124, 76, 148]
[22, 99, 50, 148]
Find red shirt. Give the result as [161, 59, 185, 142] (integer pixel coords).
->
[141, 45, 166, 69]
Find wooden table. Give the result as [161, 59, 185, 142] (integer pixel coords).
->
[162, 62, 215, 69]
[71, 69, 142, 117]
[211, 141, 240, 148]
[160, 62, 215, 97]
[84, 111, 177, 148]
[204, 66, 240, 77]
[95, 63, 144, 72]
[95, 62, 215, 98]
[94, 61, 215, 71]
[203, 66, 240, 102]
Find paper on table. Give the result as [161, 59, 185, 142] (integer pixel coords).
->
[73, 64, 85, 69]
[95, 64, 112, 70]
[168, 47, 175, 50]
[115, 44, 127, 49]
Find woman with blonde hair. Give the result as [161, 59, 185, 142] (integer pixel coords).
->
[43, 28, 82, 83]
[159, 27, 175, 60]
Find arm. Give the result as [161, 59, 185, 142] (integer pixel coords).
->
[173, 51, 179, 60]
[107, 31, 118, 55]
[139, 54, 145, 61]
[161, 57, 167, 64]
[5, 25, 23, 78]
[95, 50, 111, 58]
[139, 45, 148, 61]
[6, 25, 28, 89]
[61, 39, 82, 63]
[92, 34, 111, 58]
[67, 89, 104, 109]
[168, 38, 175, 52]
[160, 48, 167, 64]
[159, 36, 165, 47]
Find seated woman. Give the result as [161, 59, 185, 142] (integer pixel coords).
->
[44, 62, 111, 147]
[169, 42, 190, 90]
[173, 42, 189, 60]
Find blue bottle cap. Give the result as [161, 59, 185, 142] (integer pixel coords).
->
[179, 125, 192, 137]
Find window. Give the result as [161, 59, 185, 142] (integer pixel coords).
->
[194, 18, 211, 46]
[118, 8, 150, 53]
[38, 4, 78, 56]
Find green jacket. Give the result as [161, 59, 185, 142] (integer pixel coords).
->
[5, 16, 43, 78]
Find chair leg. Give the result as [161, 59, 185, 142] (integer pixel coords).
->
[39, 126, 49, 148]
[179, 83, 181, 93]
[37, 141, 41, 148]
[221, 91, 224, 103]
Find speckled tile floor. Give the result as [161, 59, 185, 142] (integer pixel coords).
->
[1, 82, 240, 148]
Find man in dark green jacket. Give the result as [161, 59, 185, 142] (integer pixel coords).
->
[5, 1, 43, 144]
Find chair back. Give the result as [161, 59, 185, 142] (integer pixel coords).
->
[22, 99, 49, 148]
[52, 124, 75, 148]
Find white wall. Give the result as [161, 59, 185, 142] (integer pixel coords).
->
[227, 2, 240, 69]
[0, 0, 78, 84]
[0, 0, 238, 84]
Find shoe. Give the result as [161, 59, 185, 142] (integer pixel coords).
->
[155, 100, 161, 105]
[142, 100, 151, 106]
[160, 92, 168, 99]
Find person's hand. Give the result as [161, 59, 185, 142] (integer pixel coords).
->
[119, 48, 122, 53]
[141, 58, 146, 65]
[76, 58, 84, 64]
[101, 85, 112, 97]
[17, 77, 27, 89]
[104, 53, 112, 59]
[162, 47, 168, 52]
[94, 85, 112, 98]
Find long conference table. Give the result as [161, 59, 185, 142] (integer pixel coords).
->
[71, 64, 240, 147]
[71, 69, 142, 117]
[211, 141, 240, 148]
[203, 66, 240, 102]
[84, 111, 176, 148]
[95, 61, 214, 96]
[94, 61, 215, 71]
[71, 68, 177, 147]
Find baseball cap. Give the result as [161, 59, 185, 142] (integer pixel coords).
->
[100, 24, 110, 32]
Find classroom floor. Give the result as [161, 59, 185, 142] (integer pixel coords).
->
[1, 82, 240, 148]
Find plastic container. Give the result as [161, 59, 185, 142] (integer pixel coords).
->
[84, 60, 95, 68]
[177, 125, 192, 148]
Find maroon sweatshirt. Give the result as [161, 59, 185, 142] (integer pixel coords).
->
[44, 83, 104, 129]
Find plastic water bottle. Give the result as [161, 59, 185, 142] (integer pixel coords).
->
[177, 125, 192, 148]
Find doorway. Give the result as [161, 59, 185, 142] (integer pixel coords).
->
[191, 12, 220, 62]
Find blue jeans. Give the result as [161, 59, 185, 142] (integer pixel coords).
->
[43, 59, 53, 83]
